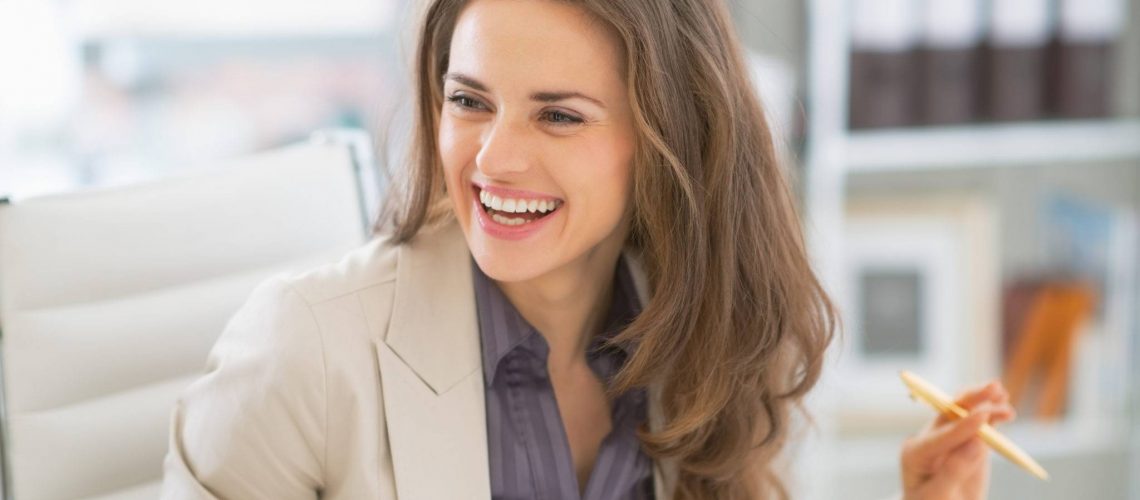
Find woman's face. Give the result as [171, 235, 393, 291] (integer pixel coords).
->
[439, 0, 636, 283]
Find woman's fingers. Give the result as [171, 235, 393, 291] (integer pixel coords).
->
[960, 399, 1016, 426]
[942, 437, 987, 478]
[923, 436, 991, 492]
[934, 380, 1013, 426]
[986, 402, 1017, 425]
[900, 380, 1020, 493]
[902, 410, 989, 476]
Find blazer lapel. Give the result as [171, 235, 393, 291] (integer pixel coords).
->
[376, 222, 491, 499]
[374, 222, 677, 499]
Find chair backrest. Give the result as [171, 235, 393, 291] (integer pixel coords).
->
[0, 133, 375, 499]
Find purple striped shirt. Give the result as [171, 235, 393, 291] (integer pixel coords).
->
[471, 256, 655, 500]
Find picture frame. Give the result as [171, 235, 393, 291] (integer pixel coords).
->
[835, 195, 999, 433]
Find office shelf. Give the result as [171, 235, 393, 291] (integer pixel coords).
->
[846, 119, 1140, 173]
[802, 0, 1140, 499]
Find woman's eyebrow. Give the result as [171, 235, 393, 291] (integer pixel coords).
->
[531, 91, 606, 109]
[443, 72, 488, 92]
[442, 72, 606, 109]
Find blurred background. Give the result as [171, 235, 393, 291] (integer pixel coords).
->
[0, 0, 1138, 498]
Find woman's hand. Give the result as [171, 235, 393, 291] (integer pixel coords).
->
[899, 380, 1017, 500]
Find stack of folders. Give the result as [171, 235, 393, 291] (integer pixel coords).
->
[1052, 0, 1124, 118]
[848, 0, 1127, 129]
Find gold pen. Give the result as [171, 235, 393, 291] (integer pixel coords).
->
[899, 370, 1049, 481]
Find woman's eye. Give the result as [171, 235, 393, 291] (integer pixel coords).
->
[445, 95, 582, 126]
[542, 110, 584, 126]
[446, 94, 486, 111]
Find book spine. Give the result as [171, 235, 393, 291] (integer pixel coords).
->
[985, 0, 1054, 122]
[919, 0, 984, 125]
[849, 0, 921, 129]
[1053, 0, 1125, 118]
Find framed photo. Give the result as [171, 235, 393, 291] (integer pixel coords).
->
[835, 195, 999, 431]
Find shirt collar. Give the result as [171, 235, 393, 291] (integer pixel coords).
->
[471, 255, 644, 387]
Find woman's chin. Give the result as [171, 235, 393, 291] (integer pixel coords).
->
[458, 210, 557, 282]
[466, 240, 557, 283]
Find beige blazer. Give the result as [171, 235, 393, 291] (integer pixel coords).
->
[160, 220, 679, 499]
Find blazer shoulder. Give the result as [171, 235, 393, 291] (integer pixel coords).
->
[281, 233, 401, 306]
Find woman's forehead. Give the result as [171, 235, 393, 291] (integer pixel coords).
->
[446, 0, 625, 98]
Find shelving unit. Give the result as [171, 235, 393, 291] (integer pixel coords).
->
[801, 1, 1140, 499]
[846, 119, 1140, 172]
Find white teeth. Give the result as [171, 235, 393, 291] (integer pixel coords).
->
[503, 198, 530, 214]
[477, 189, 559, 215]
[491, 213, 526, 226]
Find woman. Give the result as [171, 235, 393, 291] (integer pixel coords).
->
[161, 0, 1016, 498]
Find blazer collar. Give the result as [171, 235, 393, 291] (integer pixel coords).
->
[384, 220, 656, 395]
[380, 219, 677, 497]
[385, 221, 482, 395]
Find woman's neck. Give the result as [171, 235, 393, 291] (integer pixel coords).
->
[495, 237, 625, 374]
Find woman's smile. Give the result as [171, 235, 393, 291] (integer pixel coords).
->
[470, 182, 565, 240]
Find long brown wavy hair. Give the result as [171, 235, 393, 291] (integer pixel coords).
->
[377, 0, 839, 498]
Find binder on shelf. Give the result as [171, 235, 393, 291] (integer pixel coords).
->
[1002, 280, 1097, 419]
[985, 0, 1054, 122]
[918, 0, 984, 125]
[849, 0, 920, 129]
[1053, 0, 1125, 118]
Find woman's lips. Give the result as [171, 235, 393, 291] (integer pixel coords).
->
[470, 184, 563, 241]
[472, 181, 563, 203]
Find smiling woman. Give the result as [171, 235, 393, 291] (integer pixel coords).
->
[160, 0, 1014, 499]
[380, 0, 1019, 497]
[383, 0, 830, 497]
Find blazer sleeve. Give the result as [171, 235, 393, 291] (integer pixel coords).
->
[161, 276, 326, 500]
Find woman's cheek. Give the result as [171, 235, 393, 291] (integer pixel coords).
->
[439, 121, 474, 178]
[437, 121, 470, 218]
[437, 120, 461, 174]
[592, 149, 635, 223]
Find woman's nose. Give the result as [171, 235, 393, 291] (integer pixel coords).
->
[475, 118, 533, 177]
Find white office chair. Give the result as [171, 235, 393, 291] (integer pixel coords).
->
[0, 130, 379, 499]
